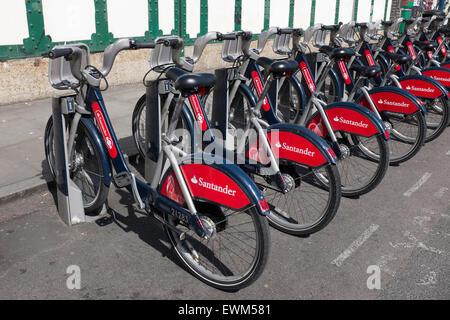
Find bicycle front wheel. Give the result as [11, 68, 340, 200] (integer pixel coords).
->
[380, 110, 426, 164]
[260, 162, 341, 236]
[44, 116, 109, 214]
[164, 202, 270, 291]
[336, 132, 390, 197]
[421, 96, 449, 142]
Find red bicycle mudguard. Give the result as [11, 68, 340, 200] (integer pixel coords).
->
[357, 88, 422, 115]
[440, 61, 450, 69]
[398, 76, 447, 99]
[306, 103, 384, 139]
[422, 67, 450, 88]
[160, 164, 251, 210]
[246, 130, 330, 167]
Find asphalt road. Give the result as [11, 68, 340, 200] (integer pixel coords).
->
[0, 129, 449, 300]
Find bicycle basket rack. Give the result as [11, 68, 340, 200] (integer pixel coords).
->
[367, 20, 382, 39]
[387, 18, 403, 38]
[272, 32, 292, 55]
[304, 24, 326, 48]
[221, 36, 244, 62]
[150, 36, 178, 71]
[48, 43, 90, 90]
[338, 22, 357, 44]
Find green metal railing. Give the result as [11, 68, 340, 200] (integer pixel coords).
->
[0, 0, 391, 61]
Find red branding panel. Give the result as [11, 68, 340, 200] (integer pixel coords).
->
[359, 91, 419, 114]
[188, 95, 208, 131]
[180, 164, 250, 210]
[406, 42, 417, 60]
[422, 69, 450, 88]
[267, 131, 327, 167]
[246, 131, 328, 167]
[437, 36, 447, 56]
[338, 60, 351, 84]
[92, 101, 117, 158]
[365, 50, 375, 66]
[387, 45, 401, 71]
[251, 71, 270, 111]
[308, 107, 379, 137]
[399, 78, 442, 99]
[300, 61, 316, 94]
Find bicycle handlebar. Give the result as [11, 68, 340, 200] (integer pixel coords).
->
[43, 38, 155, 84]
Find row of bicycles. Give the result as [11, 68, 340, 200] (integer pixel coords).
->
[42, 9, 450, 291]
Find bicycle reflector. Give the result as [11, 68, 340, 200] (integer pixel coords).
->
[327, 147, 336, 159]
[258, 199, 270, 213]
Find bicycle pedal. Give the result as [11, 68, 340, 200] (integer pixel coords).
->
[113, 172, 132, 188]
[95, 216, 114, 227]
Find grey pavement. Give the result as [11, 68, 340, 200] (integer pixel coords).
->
[0, 124, 449, 299]
[0, 83, 144, 203]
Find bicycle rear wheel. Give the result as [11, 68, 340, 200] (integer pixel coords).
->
[163, 201, 270, 291]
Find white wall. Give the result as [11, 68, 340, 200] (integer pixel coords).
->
[315, 0, 336, 25]
[0, 0, 395, 50]
[186, 0, 201, 38]
[293, 0, 312, 28]
[107, 0, 148, 38]
[159, 0, 175, 35]
[357, 0, 372, 22]
[0, 0, 28, 45]
[372, 0, 386, 21]
[42, 0, 95, 42]
[208, 1, 235, 32]
[270, 0, 290, 28]
[339, 0, 355, 23]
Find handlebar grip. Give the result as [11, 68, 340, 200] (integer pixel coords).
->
[217, 32, 237, 41]
[381, 20, 393, 26]
[133, 41, 155, 49]
[356, 22, 368, 28]
[44, 47, 73, 59]
[278, 28, 293, 34]
[322, 24, 341, 31]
